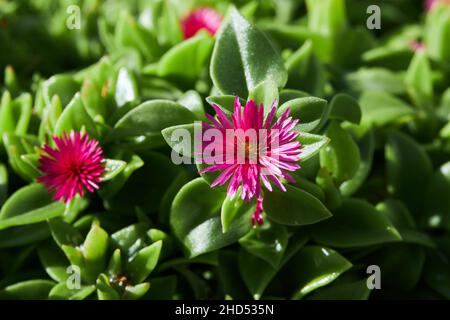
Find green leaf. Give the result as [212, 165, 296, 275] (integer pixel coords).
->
[96, 273, 120, 300]
[161, 122, 201, 159]
[0, 280, 55, 299]
[239, 220, 288, 267]
[49, 283, 96, 300]
[42, 74, 79, 106]
[114, 12, 162, 61]
[405, 51, 433, 107]
[0, 184, 65, 230]
[144, 276, 178, 300]
[307, 279, 370, 300]
[285, 40, 326, 96]
[123, 283, 150, 300]
[147, 32, 214, 84]
[328, 93, 361, 124]
[210, 8, 287, 97]
[0, 163, 7, 206]
[284, 246, 352, 299]
[38, 241, 70, 282]
[115, 67, 139, 108]
[248, 80, 279, 114]
[297, 131, 330, 161]
[311, 198, 402, 247]
[171, 178, 252, 257]
[369, 244, 425, 291]
[221, 195, 255, 233]
[3, 134, 40, 182]
[177, 90, 206, 120]
[346, 68, 405, 95]
[0, 224, 50, 249]
[386, 131, 433, 215]
[278, 97, 328, 133]
[424, 162, 450, 230]
[359, 91, 414, 128]
[264, 184, 331, 226]
[377, 199, 434, 247]
[82, 223, 109, 282]
[320, 121, 360, 182]
[126, 240, 162, 283]
[111, 223, 149, 259]
[48, 218, 83, 247]
[340, 130, 375, 196]
[239, 231, 309, 299]
[101, 159, 127, 182]
[206, 95, 247, 114]
[110, 100, 196, 146]
[54, 93, 99, 138]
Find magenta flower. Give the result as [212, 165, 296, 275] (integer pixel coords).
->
[38, 131, 105, 203]
[181, 7, 222, 39]
[199, 98, 302, 225]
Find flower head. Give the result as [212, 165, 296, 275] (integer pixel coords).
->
[199, 97, 302, 224]
[181, 7, 222, 39]
[38, 131, 105, 203]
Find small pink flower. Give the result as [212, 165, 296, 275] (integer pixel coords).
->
[38, 131, 105, 203]
[410, 40, 425, 52]
[181, 8, 222, 39]
[199, 98, 302, 225]
[425, 0, 450, 11]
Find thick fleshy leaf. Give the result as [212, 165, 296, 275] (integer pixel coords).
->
[101, 159, 127, 182]
[37, 241, 70, 282]
[0, 184, 65, 230]
[328, 93, 361, 124]
[161, 122, 200, 159]
[405, 50, 433, 107]
[386, 131, 432, 215]
[42, 75, 79, 106]
[210, 8, 287, 97]
[54, 93, 99, 138]
[3, 134, 40, 182]
[239, 231, 309, 299]
[340, 130, 375, 196]
[264, 184, 331, 226]
[285, 40, 326, 96]
[49, 283, 96, 300]
[278, 97, 328, 133]
[320, 121, 360, 182]
[239, 220, 288, 267]
[126, 240, 162, 283]
[111, 223, 149, 259]
[171, 178, 252, 257]
[359, 91, 414, 128]
[297, 131, 330, 162]
[147, 32, 214, 84]
[114, 67, 139, 108]
[424, 162, 450, 230]
[346, 68, 405, 95]
[110, 100, 196, 146]
[0, 163, 7, 206]
[311, 198, 402, 247]
[0, 280, 55, 299]
[307, 279, 370, 300]
[283, 246, 352, 299]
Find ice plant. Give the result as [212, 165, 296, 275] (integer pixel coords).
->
[181, 7, 222, 39]
[38, 131, 105, 203]
[199, 97, 302, 225]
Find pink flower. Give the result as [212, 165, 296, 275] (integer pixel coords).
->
[410, 40, 425, 52]
[181, 8, 222, 39]
[425, 0, 450, 11]
[199, 98, 302, 225]
[38, 131, 105, 203]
